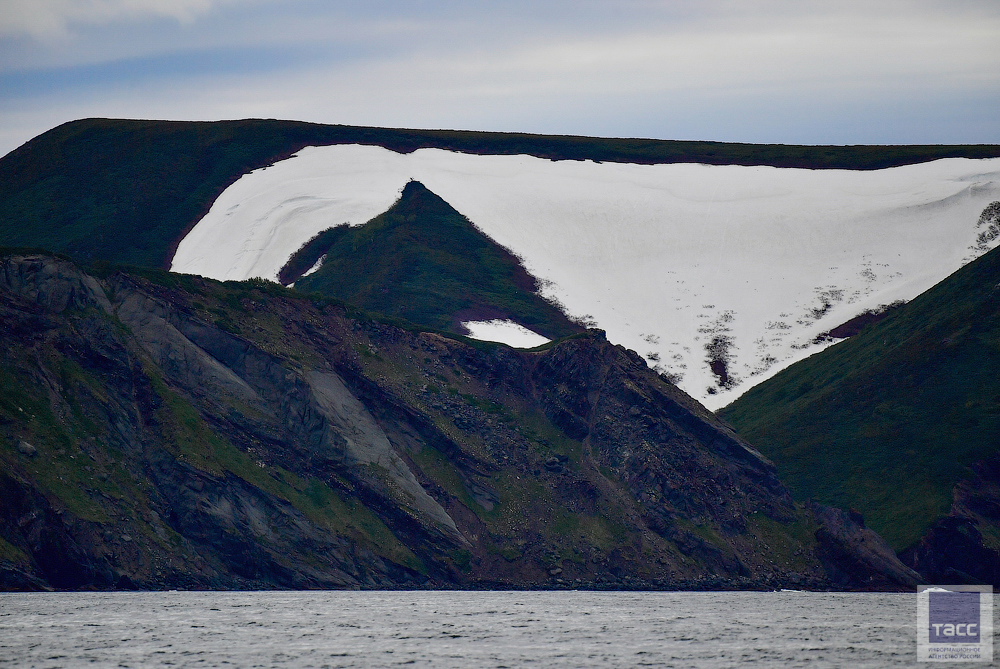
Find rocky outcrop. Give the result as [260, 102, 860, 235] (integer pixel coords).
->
[304, 370, 465, 545]
[0, 254, 111, 314]
[901, 455, 1000, 585]
[0, 254, 918, 591]
[810, 503, 921, 590]
[114, 288, 263, 408]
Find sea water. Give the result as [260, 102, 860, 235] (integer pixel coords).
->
[0, 590, 961, 667]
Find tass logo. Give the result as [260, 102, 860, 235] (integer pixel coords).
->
[929, 591, 981, 644]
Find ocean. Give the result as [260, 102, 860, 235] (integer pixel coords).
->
[0, 590, 950, 667]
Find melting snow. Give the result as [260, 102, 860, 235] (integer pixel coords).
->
[462, 320, 550, 349]
[171, 145, 1000, 409]
[301, 255, 325, 278]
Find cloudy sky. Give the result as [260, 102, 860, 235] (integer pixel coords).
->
[1, 0, 998, 156]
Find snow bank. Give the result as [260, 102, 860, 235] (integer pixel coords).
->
[171, 145, 1000, 409]
[462, 320, 550, 349]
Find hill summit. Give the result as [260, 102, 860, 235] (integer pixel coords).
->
[290, 180, 582, 340]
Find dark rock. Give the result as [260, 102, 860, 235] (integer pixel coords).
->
[901, 453, 1000, 586]
[848, 508, 865, 528]
[811, 503, 921, 590]
[0, 255, 916, 592]
[0, 254, 111, 314]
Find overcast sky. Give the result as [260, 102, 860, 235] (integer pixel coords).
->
[1, 0, 998, 156]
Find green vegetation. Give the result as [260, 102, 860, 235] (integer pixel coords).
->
[3, 117, 998, 272]
[278, 223, 351, 285]
[295, 181, 582, 339]
[408, 444, 481, 514]
[512, 408, 583, 464]
[0, 356, 115, 523]
[747, 510, 819, 572]
[722, 244, 1000, 550]
[147, 372, 422, 571]
[675, 517, 736, 559]
[0, 535, 27, 564]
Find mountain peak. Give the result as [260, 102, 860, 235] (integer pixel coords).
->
[289, 181, 583, 340]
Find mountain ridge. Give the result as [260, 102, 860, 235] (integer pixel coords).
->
[0, 251, 918, 591]
[3, 117, 998, 272]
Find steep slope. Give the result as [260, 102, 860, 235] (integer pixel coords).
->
[721, 242, 1000, 582]
[2, 117, 998, 271]
[290, 181, 581, 340]
[0, 252, 917, 591]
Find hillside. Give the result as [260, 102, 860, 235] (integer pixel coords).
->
[0, 251, 918, 591]
[2, 117, 999, 272]
[289, 181, 581, 340]
[721, 242, 1000, 582]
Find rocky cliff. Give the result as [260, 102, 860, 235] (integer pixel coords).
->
[0, 254, 917, 591]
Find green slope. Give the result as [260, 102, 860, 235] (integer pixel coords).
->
[293, 181, 581, 339]
[720, 243, 1000, 551]
[3, 117, 999, 270]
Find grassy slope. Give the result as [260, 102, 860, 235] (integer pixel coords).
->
[720, 245, 1000, 551]
[293, 181, 582, 339]
[2, 117, 999, 270]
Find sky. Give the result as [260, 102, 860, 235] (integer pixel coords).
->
[1, 0, 998, 156]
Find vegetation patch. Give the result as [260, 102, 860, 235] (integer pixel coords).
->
[409, 444, 480, 514]
[295, 181, 582, 340]
[675, 517, 735, 559]
[0, 360, 111, 523]
[747, 510, 819, 572]
[147, 370, 421, 570]
[513, 408, 583, 464]
[0, 536, 27, 564]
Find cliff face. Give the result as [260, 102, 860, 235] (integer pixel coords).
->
[0, 254, 917, 591]
[900, 454, 1000, 586]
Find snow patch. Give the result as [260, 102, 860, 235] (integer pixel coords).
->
[170, 145, 1000, 409]
[301, 254, 325, 278]
[462, 320, 550, 349]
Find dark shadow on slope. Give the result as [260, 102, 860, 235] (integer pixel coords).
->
[812, 301, 906, 344]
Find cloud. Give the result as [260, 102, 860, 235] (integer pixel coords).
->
[462, 10, 999, 97]
[0, 0, 998, 153]
[0, 0, 237, 37]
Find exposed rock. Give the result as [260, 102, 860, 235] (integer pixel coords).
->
[810, 503, 922, 590]
[901, 454, 1000, 585]
[0, 254, 917, 591]
[0, 254, 111, 314]
[113, 288, 263, 408]
[305, 370, 466, 545]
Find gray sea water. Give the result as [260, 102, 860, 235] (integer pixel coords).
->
[0, 590, 981, 668]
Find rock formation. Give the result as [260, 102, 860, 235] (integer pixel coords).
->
[0, 254, 917, 590]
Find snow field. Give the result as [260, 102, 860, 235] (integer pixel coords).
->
[171, 145, 1000, 409]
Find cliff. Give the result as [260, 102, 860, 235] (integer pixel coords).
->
[0, 253, 917, 590]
